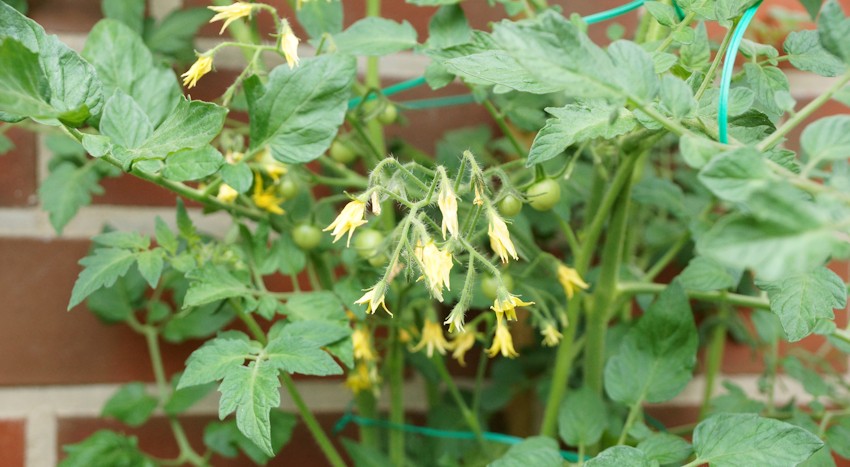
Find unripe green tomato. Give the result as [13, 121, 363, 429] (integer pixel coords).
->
[368, 253, 388, 267]
[378, 103, 398, 125]
[498, 194, 523, 217]
[526, 179, 561, 211]
[292, 224, 322, 250]
[354, 229, 384, 259]
[277, 177, 298, 199]
[329, 140, 357, 164]
[480, 273, 514, 301]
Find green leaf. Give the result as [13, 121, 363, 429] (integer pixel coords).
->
[282, 291, 347, 322]
[83, 19, 180, 127]
[644, 1, 679, 27]
[218, 361, 281, 456]
[659, 75, 697, 118]
[631, 177, 687, 219]
[86, 267, 147, 324]
[679, 257, 738, 292]
[60, 430, 155, 467]
[100, 91, 153, 149]
[710, 381, 765, 414]
[743, 63, 790, 119]
[221, 162, 253, 193]
[427, 4, 471, 49]
[0, 39, 55, 120]
[69, 248, 138, 309]
[183, 266, 252, 308]
[136, 249, 164, 288]
[296, 0, 343, 39]
[800, 0, 824, 19]
[784, 30, 846, 77]
[154, 217, 178, 254]
[527, 102, 636, 165]
[698, 188, 841, 281]
[783, 356, 831, 396]
[680, 133, 719, 168]
[161, 145, 223, 181]
[558, 386, 606, 447]
[490, 436, 563, 467]
[101, 382, 158, 427]
[0, 133, 13, 154]
[0, 4, 103, 125]
[333, 18, 418, 56]
[585, 446, 653, 467]
[801, 115, 850, 164]
[826, 417, 850, 459]
[275, 232, 307, 275]
[604, 281, 697, 405]
[756, 266, 846, 342]
[637, 433, 693, 464]
[162, 302, 235, 343]
[92, 231, 149, 250]
[818, 0, 850, 63]
[342, 438, 395, 467]
[0, 0, 26, 13]
[693, 413, 824, 466]
[144, 8, 213, 62]
[681, 22, 711, 72]
[265, 335, 342, 377]
[138, 98, 227, 158]
[178, 333, 257, 388]
[204, 410, 296, 463]
[101, 0, 144, 34]
[698, 147, 773, 203]
[274, 320, 350, 348]
[164, 378, 216, 416]
[247, 55, 356, 164]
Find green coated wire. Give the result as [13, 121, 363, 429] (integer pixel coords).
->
[718, 2, 762, 144]
[347, 1, 647, 111]
[583, 0, 645, 24]
[398, 94, 478, 109]
[333, 412, 583, 462]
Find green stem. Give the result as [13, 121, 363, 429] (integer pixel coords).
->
[538, 295, 582, 437]
[388, 325, 406, 465]
[756, 69, 850, 152]
[431, 355, 483, 440]
[644, 232, 690, 281]
[483, 99, 526, 158]
[355, 392, 379, 448]
[584, 165, 635, 394]
[364, 0, 386, 157]
[617, 401, 643, 445]
[617, 282, 770, 309]
[654, 12, 697, 53]
[700, 303, 730, 419]
[141, 326, 206, 466]
[233, 306, 347, 467]
[694, 25, 735, 101]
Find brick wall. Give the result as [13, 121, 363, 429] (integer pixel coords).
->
[1, 0, 849, 466]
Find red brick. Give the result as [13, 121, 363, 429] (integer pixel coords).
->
[0, 238, 196, 385]
[0, 128, 38, 207]
[0, 419, 25, 467]
[58, 413, 358, 466]
[28, 0, 102, 33]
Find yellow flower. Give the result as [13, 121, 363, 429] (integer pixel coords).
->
[488, 210, 518, 263]
[225, 151, 244, 164]
[490, 292, 534, 322]
[355, 282, 391, 316]
[473, 184, 484, 206]
[557, 263, 589, 299]
[444, 307, 466, 334]
[251, 174, 285, 215]
[280, 21, 300, 69]
[370, 191, 382, 215]
[487, 322, 518, 358]
[255, 147, 287, 181]
[438, 182, 459, 239]
[352, 328, 376, 362]
[208, 2, 254, 34]
[324, 200, 368, 247]
[181, 55, 213, 89]
[346, 363, 379, 395]
[216, 184, 239, 204]
[411, 320, 451, 358]
[449, 331, 476, 366]
[541, 323, 563, 347]
[415, 240, 453, 302]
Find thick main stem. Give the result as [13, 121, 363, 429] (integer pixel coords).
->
[364, 0, 386, 156]
[388, 325, 406, 465]
[700, 304, 730, 419]
[584, 169, 634, 394]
